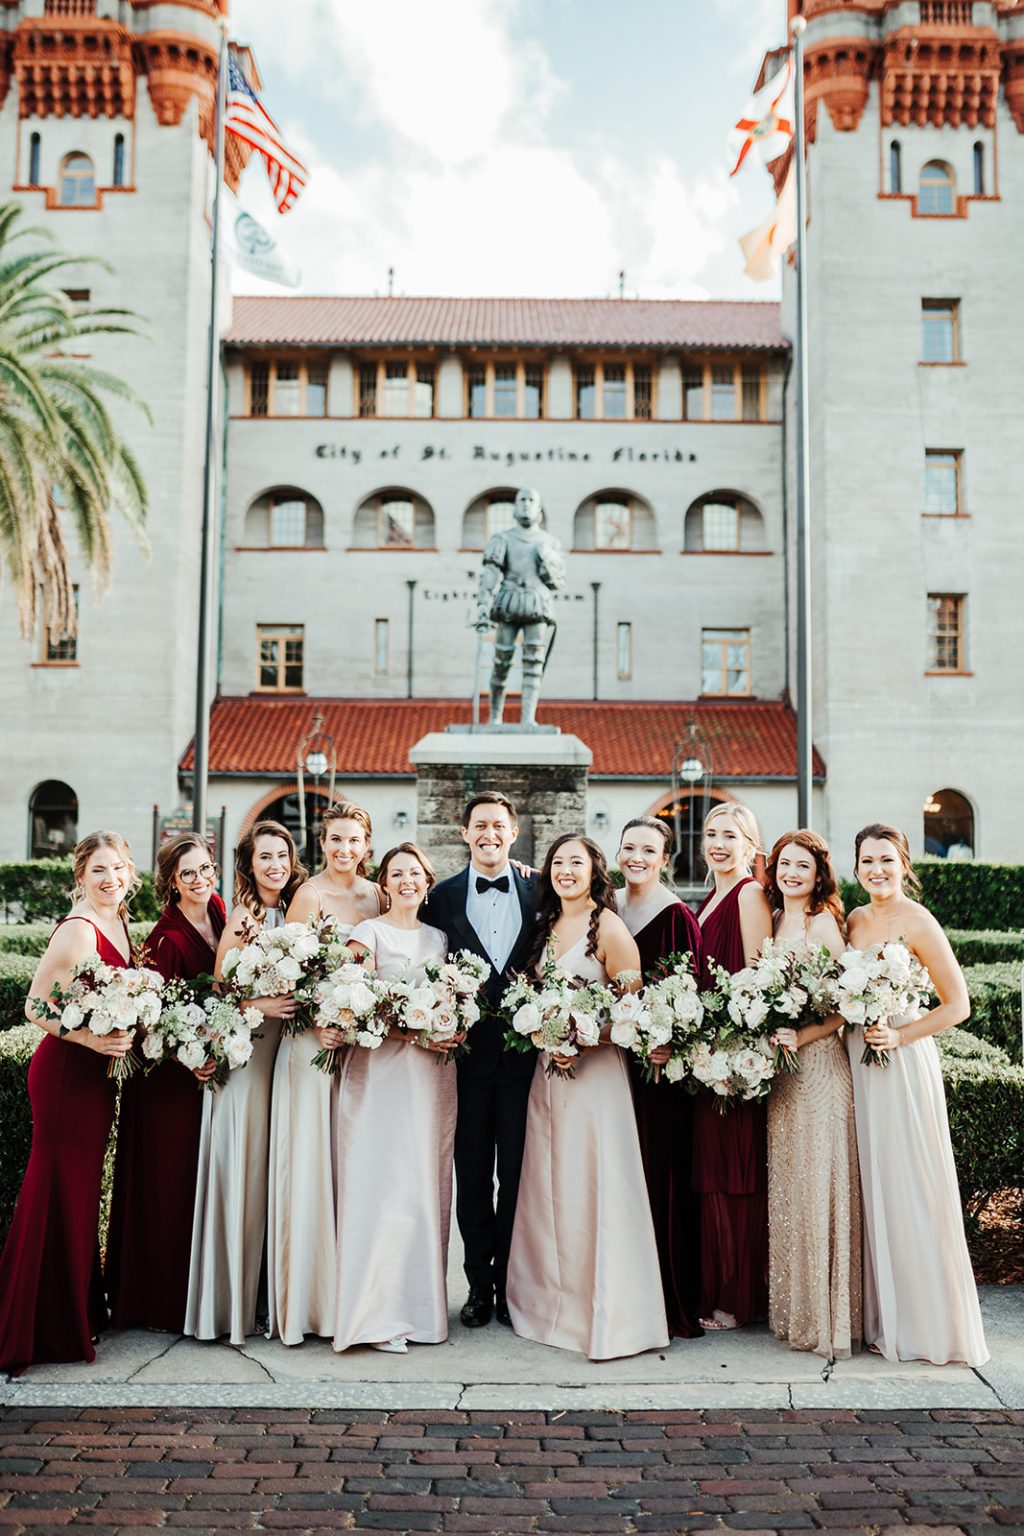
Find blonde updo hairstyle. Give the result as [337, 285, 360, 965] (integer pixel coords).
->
[71, 831, 141, 919]
[154, 832, 210, 907]
[320, 801, 373, 878]
[702, 801, 763, 878]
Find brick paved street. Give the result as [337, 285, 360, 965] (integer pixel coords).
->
[0, 1407, 1022, 1535]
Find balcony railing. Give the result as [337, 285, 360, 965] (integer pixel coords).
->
[43, 0, 98, 15]
[920, 1, 974, 23]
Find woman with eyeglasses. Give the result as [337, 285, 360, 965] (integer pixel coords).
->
[106, 833, 226, 1333]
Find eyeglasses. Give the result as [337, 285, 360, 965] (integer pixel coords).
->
[178, 863, 218, 884]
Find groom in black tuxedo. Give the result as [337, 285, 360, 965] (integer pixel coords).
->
[424, 792, 537, 1328]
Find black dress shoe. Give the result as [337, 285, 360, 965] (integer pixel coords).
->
[495, 1296, 512, 1328]
[460, 1288, 493, 1328]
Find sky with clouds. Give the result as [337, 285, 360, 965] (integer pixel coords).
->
[229, 0, 786, 302]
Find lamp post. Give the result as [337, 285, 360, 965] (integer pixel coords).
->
[296, 712, 336, 872]
[671, 719, 714, 886]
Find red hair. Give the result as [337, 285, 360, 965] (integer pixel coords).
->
[765, 829, 845, 926]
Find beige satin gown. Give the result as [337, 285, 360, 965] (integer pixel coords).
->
[506, 938, 669, 1361]
[265, 919, 353, 1345]
[184, 906, 284, 1345]
[332, 918, 455, 1352]
[846, 981, 988, 1367]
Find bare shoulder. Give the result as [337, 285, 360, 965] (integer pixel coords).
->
[847, 905, 869, 939]
[597, 907, 633, 945]
[44, 916, 97, 967]
[286, 881, 320, 920]
[223, 904, 256, 944]
[807, 909, 845, 956]
[739, 880, 771, 912]
[355, 876, 383, 913]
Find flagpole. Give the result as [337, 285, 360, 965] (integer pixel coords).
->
[192, 22, 228, 838]
[791, 15, 813, 828]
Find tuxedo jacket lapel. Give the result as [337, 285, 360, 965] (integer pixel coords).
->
[506, 868, 537, 977]
[439, 867, 484, 958]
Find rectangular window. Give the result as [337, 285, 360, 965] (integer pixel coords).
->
[741, 370, 762, 421]
[616, 621, 632, 680]
[270, 499, 306, 547]
[921, 300, 959, 363]
[379, 499, 415, 547]
[683, 366, 705, 421]
[250, 362, 269, 418]
[257, 624, 304, 692]
[701, 628, 750, 696]
[381, 361, 408, 417]
[413, 364, 434, 418]
[358, 363, 377, 417]
[924, 449, 962, 515]
[492, 363, 518, 418]
[485, 499, 516, 540]
[594, 500, 631, 551]
[702, 501, 740, 551]
[927, 594, 964, 672]
[273, 361, 301, 416]
[633, 366, 653, 421]
[374, 618, 390, 675]
[306, 364, 328, 416]
[467, 366, 487, 419]
[710, 365, 736, 421]
[523, 364, 543, 419]
[601, 364, 627, 419]
[43, 586, 79, 664]
[248, 359, 329, 417]
[575, 365, 596, 420]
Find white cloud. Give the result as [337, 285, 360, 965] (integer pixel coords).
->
[230, 0, 761, 300]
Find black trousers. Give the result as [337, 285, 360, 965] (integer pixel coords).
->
[454, 1060, 533, 1297]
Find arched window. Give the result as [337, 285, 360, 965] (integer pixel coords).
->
[572, 491, 658, 552]
[919, 160, 955, 216]
[683, 490, 766, 552]
[462, 487, 546, 548]
[29, 132, 41, 187]
[29, 780, 78, 860]
[889, 139, 902, 194]
[242, 487, 325, 548]
[58, 152, 96, 207]
[113, 133, 126, 188]
[972, 141, 984, 196]
[923, 788, 974, 860]
[352, 488, 435, 550]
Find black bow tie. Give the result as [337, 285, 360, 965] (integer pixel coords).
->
[476, 875, 510, 894]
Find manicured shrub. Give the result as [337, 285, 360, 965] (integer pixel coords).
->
[0, 954, 37, 1033]
[937, 1027, 1024, 1225]
[0, 1023, 40, 1241]
[949, 930, 1024, 966]
[962, 963, 1022, 1064]
[0, 920, 152, 960]
[915, 863, 1024, 932]
[0, 860, 159, 924]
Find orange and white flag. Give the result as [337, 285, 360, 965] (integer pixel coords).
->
[729, 54, 794, 177]
[738, 159, 797, 282]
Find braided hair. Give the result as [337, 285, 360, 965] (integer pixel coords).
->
[527, 834, 619, 970]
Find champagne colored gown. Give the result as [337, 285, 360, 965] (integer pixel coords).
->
[265, 915, 353, 1346]
[767, 942, 862, 1359]
[0, 918, 129, 1374]
[846, 978, 988, 1366]
[184, 906, 284, 1345]
[332, 918, 455, 1351]
[506, 937, 669, 1361]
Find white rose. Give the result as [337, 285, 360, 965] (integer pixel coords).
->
[177, 1040, 207, 1070]
[840, 998, 867, 1025]
[664, 1055, 686, 1084]
[610, 1019, 637, 1050]
[292, 933, 321, 961]
[225, 1034, 254, 1069]
[90, 1010, 117, 1037]
[707, 1049, 732, 1083]
[142, 1032, 165, 1060]
[552, 1041, 578, 1058]
[357, 1030, 382, 1049]
[461, 999, 480, 1028]
[276, 956, 303, 982]
[743, 997, 769, 1030]
[61, 1003, 85, 1032]
[512, 1002, 541, 1036]
[136, 992, 162, 1026]
[349, 981, 378, 1017]
[572, 1012, 601, 1048]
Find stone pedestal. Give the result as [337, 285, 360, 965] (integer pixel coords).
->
[409, 732, 592, 878]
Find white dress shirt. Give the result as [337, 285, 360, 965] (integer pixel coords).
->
[465, 861, 521, 973]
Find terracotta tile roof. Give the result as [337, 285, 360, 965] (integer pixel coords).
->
[182, 697, 824, 780]
[225, 296, 786, 353]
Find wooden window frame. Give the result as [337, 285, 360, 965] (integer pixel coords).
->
[701, 627, 751, 697]
[923, 449, 964, 517]
[354, 357, 436, 419]
[919, 161, 956, 217]
[34, 586, 79, 668]
[256, 624, 305, 693]
[376, 496, 418, 550]
[616, 621, 633, 681]
[572, 358, 656, 421]
[921, 300, 961, 365]
[58, 151, 95, 207]
[681, 358, 768, 422]
[593, 498, 633, 551]
[700, 500, 741, 552]
[926, 594, 966, 674]
[246, 356, 330, 418]
[464, 357, 547, 419]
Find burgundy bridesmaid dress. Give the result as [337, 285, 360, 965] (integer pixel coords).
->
[0, 917, 130, 1375]
[630, 901, 704, 1338]
[106, 894, 226, 1332]
[692, 877, 769, 1326]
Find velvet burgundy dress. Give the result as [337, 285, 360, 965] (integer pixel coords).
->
[0, 917, 130, 1375]
[693, 877, 769, 1325]
[106, 894, 226, 1332]
[629, 900, 704, 1338]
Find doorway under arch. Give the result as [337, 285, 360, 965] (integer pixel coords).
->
[923, 788, 974, 860]
[29, 780, 78, 860]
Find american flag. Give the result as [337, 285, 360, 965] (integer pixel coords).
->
[224, 54, 307, 214]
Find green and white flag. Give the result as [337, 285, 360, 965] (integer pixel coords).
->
[222, 187, 301, 287]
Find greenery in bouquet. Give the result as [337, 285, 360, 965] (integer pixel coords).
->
[835, 940, 932, 1067]
[309, 951, 386, 1075]
[501, 947, 613, 1079]
[141, 976, 263, 1090]
[686, 961, 775, 1111]
[32, 953, 163, 1081]
[220, 915, 348, 1035]
[614, 953, 704, 1083]
[400, 949, 491, 1062]
[728, 937, 839, 1074]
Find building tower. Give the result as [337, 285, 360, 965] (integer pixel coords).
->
[0, 0, 252, 864]
[788, 0, 1024, 861]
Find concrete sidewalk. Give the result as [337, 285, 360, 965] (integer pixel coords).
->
[3, 1278, 1020, 1413]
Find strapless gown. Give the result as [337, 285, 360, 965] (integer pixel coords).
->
[846, 983, 987, 1367]
[185, 907, 284, 1344]
[506, 938, 669, 1360]
[266, 920, 352, 1345]
[333, 919, 455, 1351]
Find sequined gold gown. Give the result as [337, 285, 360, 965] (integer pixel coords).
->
[767, 1031, 863, 1359]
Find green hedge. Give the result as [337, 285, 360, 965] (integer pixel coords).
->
[0, 860, 159, 924]
[839, 865, 1024, 931]
[936, 1027, 1024, 1225]
[0, 1024, 41, 1240]
[0, 920, 152, 960]
[962, 963, 1022, 1063]
[949, 930, 1024, 966]
[0, 954, 37, 1033]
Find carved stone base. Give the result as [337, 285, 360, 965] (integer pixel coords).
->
[409, 732, 592, 878]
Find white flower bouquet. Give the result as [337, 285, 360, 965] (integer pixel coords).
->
[727, 938, 839, 1074]
[395, 950, 491, 1062]
[683, 963, 775, 1110]
[621, 952, 705, 1083]
[309, 949, 387, 1075]
[221, 916, 347, 1036]
[835, 940, 932, 1067]
[33, 954, 164, 1081]
[141, 979, 263, 1090]
[501, 949, 613, 1080]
